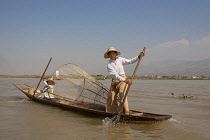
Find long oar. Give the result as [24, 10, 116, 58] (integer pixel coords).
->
[113, 47, 146, 124]
[33, 57, 52, 96]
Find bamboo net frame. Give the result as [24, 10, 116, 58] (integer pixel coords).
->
[50, 63, 109, 106]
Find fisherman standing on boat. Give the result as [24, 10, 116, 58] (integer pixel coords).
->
[104, 47, 145, 115]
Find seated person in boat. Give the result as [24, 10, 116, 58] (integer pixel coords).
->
[104, 47, 145, 115]
[43, 78, 55, 99]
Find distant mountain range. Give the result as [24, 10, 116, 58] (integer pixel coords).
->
[139, 58, 210, 77]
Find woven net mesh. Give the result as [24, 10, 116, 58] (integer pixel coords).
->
[51, 63, 109, 106]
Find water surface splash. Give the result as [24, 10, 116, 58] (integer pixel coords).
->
[102, 117, 117, 127]
[168, 118, 180, 123]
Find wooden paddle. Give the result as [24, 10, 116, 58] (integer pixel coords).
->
[33, 57, 52, 96]
[113, 47, 146, 124]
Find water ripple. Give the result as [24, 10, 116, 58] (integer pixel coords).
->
[0, 96, 30, 103]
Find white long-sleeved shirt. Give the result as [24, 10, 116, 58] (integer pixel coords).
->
[107, 56, 139, 82]
[43, 80, 54, 93]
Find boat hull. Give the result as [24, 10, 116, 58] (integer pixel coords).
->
[14, 84, 172, 122]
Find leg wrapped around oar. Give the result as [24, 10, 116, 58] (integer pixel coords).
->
[118, 83, 129, 115]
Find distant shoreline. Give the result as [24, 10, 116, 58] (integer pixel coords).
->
[0, 75, 210, 80]
[0, 75, 49, 78]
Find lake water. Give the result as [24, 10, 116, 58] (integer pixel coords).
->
[0, 78, 210, 140]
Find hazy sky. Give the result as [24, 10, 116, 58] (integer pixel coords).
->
[1, 0, 210, 76]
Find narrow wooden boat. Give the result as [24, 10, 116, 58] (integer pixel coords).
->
[14, 84, 172, 122]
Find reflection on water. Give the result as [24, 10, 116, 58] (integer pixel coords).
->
[1, 78, 210, 140]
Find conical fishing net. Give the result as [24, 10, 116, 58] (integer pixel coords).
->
[51, 63, 109, 106]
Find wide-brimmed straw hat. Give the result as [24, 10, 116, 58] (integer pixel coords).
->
[104, 47, 121, 58]
[47, 78, 55, 85]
